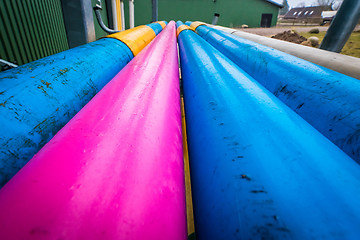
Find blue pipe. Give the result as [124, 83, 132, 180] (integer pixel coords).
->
[0, 22, 165, 187]
[146, 21, 167, 35]
[188, 22, 360, 164]
[0, 39, 131, 186]
[147, 23, 163, 35]
[177, 21, 360, 240]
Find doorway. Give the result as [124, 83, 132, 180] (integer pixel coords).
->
[261, 14, 273, 28]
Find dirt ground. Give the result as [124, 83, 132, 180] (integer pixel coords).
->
[236, 25, 360, 37]
[271, 31, 308, 44]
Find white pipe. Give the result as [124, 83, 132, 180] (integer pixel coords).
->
[121, 0, 125, 30]
[211, 25, 360, 80]
[0, 59, 18, 68]
[111, 0, 118, 30]
[129, 0, 134, 28]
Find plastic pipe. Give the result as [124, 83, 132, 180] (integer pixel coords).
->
[181, 98, 195, 236]
[0, 21, 186, 240]
[120, 0, 125, 30]
[0, 22, 166, 187]
[107, 21, 167, 56]
[189, 22, 360, 163]
[209, 24, 360, 80]
[177, 21, 360, 240]
[147, 21, 167, 35]
[111, 0, 118, 30]
[129, 0, 134, 28]
[0, 59, 18, 68]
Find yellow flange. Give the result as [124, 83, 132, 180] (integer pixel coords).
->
[190, 21, 206, 30]
[176, 25, 194, 37]
[106, 25, 156, 56]
[156, 21, 167, 29]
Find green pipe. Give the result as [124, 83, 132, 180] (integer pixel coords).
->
[320, 0, 360, 52]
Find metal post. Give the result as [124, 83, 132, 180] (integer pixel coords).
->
[212, 13, 220, 25]
[320, 0, 360, 53]
[152, 0, 158, 22]
[129, 0, 134, 28]
[110, 0, 118, 30]
[60, 0, 96, 48]
[121, 0, 125, 30]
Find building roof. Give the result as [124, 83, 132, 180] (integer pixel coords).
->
[322, 11, 337, 18]
[264, 0, 283, 8]
[284, 6, 330, 19]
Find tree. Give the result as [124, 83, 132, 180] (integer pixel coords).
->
[279, 0, 290, 15]
[314, 0, 343, 10]
[297, 2, 306, 7]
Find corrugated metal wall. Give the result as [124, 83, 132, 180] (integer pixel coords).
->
[0, 0, 69, 66]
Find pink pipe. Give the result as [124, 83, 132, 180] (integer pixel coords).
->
[0, 21, 187, 240]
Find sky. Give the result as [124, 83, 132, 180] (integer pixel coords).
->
[286, 0, 316, 7]
[272, 0, 341, 8]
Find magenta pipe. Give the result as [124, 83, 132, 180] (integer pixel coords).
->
[0, 21, 186, 240]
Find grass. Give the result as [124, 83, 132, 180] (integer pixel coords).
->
[300, 30, 360, 58]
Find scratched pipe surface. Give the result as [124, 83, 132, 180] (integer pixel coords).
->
[0, 22, 165, 187]
[177, 21, 360, 240]
[187, 22, 360, 164]
[0, 21, 186, 240]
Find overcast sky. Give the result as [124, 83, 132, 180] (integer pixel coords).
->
[272, 0, 342, 8]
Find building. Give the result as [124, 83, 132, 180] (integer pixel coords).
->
[321, 11, 337, 24]
[283, 6, 331, 24]
[0, 0, 282, 69]
[123, 0, 282, 29]
[0, 0, 110, 68]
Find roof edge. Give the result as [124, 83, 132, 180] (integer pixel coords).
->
[265, 0, 283, 8]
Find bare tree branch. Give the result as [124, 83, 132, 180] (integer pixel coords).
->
[297, 1, 306, 7]
[313, 0, 343, 10]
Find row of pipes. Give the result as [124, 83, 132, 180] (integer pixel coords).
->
[108, 0, 134, 31]
[178, 21, 360, 239]
[0, 20, 360, 239]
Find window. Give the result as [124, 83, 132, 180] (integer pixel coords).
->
[304, 11, 309, 15]
[298, 11, 302, 15]
[293, 11, 297, 15]
[310, 11, 314, 15]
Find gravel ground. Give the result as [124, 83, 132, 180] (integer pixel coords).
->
[235, 25, 360, 36]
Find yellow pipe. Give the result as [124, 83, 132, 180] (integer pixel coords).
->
[176, 25, 194, 37]
[106, 25, 156, 56]
[181, 97, 195, 236]
[116, 0, 122, 31]
[190, 21, 206, 30]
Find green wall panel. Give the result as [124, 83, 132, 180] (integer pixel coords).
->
[0, 0, 279, 69]
[92, 0, 110, 39]
[123, 0, 279, 29]
[0, 0, 69, 67]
